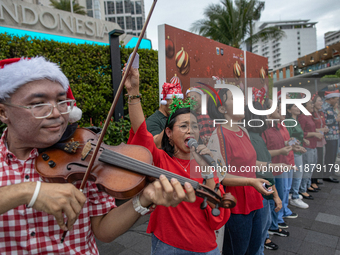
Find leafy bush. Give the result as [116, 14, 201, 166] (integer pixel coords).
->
[320, 69, 340, 84]
[99, 116, 132, 146]
[0, 33, 159, 144]
[0, 123, 6, 133]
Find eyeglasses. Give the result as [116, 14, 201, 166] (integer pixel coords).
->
[1, 99, 76, 119]
[175, 123, 202, 133]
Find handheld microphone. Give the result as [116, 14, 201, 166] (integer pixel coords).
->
[188, 139, 217, 168]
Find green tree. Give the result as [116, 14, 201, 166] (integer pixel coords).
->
[50, 0, 86, 15]
[190, 0, 285, 50]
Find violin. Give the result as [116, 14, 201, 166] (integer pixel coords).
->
[35, 128, 237, 215]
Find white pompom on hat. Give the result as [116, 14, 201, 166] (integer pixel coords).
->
[66, 87, 82, 123]
[160, 82, 183, 105]
[0, 56, 82, 122]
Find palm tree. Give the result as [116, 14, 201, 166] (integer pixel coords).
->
[50, 0, 86, 15]
[190, 0, 285, 50]
[190, 0, 243, 48]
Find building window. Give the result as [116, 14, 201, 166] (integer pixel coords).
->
[106, 1, 115, 15]
[135, 1, 142, 14]
[117, 16, 125, 29]
[106, 17, 116, 22]
[130, 1, 135, 14]
[132, 17, 136, 30]
[87, 10, 93, 17]
[136, 17, 143, 30]
[87, 0, 92, 9]
[126, 16, 132, 29]
[298, 42, 300, 45]
[124, 0, 131, 13]
[298, 47, 300, 50]
[298, 52, 301, 56]
[297, 31, 300, 35]
[116, 1, 123, 14]
[297, 37, 300, 40]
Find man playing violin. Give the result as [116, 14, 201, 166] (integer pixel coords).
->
[0, 57, 196, 254]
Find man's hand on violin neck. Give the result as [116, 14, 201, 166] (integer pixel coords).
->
[141, 175, 196, 207]
[32, 183, 86, 231]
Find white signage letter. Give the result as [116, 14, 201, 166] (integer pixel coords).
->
[281, 88, 311, 115]
[215, 84, 244, 115]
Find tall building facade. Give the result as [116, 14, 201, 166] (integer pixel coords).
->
[325, 30, 340, 46]
[103, 0, 145, 37]
[22, 0, 145, 37]
[252, 20, 317, 70]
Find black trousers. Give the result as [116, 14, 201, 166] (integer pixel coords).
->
[324, 140, 338, 177]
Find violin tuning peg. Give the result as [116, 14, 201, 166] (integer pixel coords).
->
[200, 197, 208, 209]
[211, 206, 220, 217]
[214, 183, 220, 192]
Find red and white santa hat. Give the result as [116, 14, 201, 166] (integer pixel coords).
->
[160, 82, 183, 105]
[325, 90, 340, 99]
[0, 56, 82, 123]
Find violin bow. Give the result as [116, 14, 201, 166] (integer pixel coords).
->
[61, 0, 158, 243]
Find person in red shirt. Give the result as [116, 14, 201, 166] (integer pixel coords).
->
[207, 88, 273, 255]
[124, 66, 231, 254]
[276, 101, 303, 227]
[298, 99, 323, 199]
[261, 99, 292, 237]
[0, 57, 196, 254]
[311, 94, 328, 189]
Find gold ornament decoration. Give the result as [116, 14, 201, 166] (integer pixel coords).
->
[165, 36, 175, 58]
[233, 61, 241, 79]
[175, 47, 190, 75]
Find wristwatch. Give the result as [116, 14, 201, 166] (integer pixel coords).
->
[132, 193, 156, 215]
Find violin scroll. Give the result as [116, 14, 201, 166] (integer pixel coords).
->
[221, 192, 237, 209]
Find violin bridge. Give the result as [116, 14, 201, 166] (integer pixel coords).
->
[81, 141, 92, 160]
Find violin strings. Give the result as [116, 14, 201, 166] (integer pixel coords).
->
[99, 150, 199, 189]
[101, 150, 198, 187]
[53, 144, 199, 188]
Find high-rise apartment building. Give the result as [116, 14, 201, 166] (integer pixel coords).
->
[325, 30, 340, 47]
[103, 0, 145, 37]
[22, 0, 145, 37]
[252, 20, 317, 70]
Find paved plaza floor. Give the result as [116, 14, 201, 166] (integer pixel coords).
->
[96, 174, 340, 255]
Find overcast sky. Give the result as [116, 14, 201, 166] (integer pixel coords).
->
[143, 0, 340, 51]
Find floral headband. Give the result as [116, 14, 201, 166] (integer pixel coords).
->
[168, 96, 196, 124]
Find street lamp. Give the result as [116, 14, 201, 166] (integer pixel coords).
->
[312, 72, 319, 94]
[109, 29, 124, 121]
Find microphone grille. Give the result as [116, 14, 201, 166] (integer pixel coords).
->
[187, 139, 197, 147]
